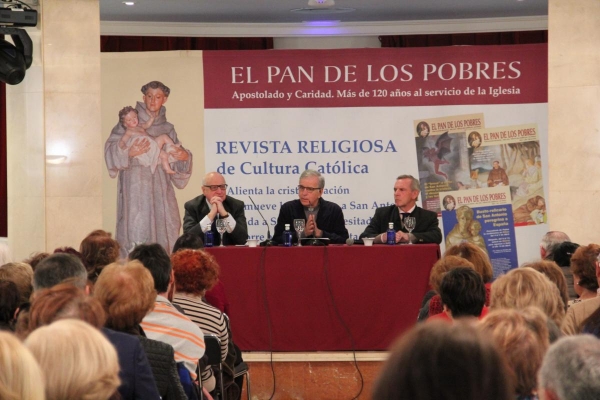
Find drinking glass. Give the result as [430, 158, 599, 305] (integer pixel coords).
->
[293, 219, 305, 246]
[404, 217, 416, 244]
[216, 219, 227, 247]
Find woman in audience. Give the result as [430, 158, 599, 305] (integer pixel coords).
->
[0, 280, 21, 331]
[491, 268, 565, 328]
[80, 229, 121, 283]
[479, 307, 549, 400]
[22, 252, 50, 271]
[94, 261, 187, 400]
[521, 260, 569, 310]
[171, 249, 229, 394]
[26, 319, 121, 400]
[0, 331, 45, 400]
[427, 243, 494, 318]
[372, 320, 513, 400]
[0, 262, 34, 305]
[569, 244, 599, 304]
[418, 255, 475, 320]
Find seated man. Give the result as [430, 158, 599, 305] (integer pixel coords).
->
[130, 243, 205, 379]
[429, 267, 488, 321]
[273, 169, 349, 244]
[360, 175, 442, 244]
[183, 172, 248, 246]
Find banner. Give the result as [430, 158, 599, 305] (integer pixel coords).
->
[202, 45, 548, 264]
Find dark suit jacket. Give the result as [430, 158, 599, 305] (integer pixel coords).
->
[359, 205, 442, 244]
[102, 328, 161, 400]
[183, 195, 248, 245]
[273, 198, 349, 244]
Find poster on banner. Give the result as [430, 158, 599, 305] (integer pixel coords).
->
[440, 186, 518, 277]
[466, 123, 545, 226]
[414, 113, 485, 213]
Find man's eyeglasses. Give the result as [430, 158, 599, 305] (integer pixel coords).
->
[204, 184, 228, 191]
[298, 185, 321, 193]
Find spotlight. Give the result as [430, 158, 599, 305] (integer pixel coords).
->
[0, 27, 33, 85]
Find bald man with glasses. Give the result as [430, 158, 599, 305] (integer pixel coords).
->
[183, 172, 248, 246]
[273, 169, 349, 245]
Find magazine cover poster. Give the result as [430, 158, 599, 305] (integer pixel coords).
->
[440, 186, 518, 277]
[415, 113, 484, 213]
[467, 123, 545, 227]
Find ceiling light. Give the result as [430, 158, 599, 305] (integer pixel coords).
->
[307, 0, 335, 7]
[123, 1, 135, 6]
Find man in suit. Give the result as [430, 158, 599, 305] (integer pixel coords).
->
[183, 171, 248, 246]
[360, 175, 442, 244]
[273, 169, 349, 244]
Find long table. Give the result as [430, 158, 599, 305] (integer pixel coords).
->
[206, 244, 440, 352]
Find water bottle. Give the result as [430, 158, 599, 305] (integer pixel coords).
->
[205, 231, 214, 248]
[386, 222, 395, 245]
[283, 224, 293, 247]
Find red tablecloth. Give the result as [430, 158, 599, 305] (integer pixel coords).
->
[206, 244, 440, 352]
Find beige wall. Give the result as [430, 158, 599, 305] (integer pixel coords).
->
[548, 0, 600, 244]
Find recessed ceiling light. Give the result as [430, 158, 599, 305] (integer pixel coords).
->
[123, 1, 135, 6]
[291, 7, 355, 14]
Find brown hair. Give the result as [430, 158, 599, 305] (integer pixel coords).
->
[569, 244, 600, 292]
[491, 268, 565, 328]
[0, 262, 34, 304]
[79, 230, 120, 282]
[94, 261, 156, 331]
[373, 320, 512, 400]
[444, 242, 494, 283]
[479, 307, 549, 396]
[522, 260, 569, 310]
[22, 252, 50, 271]
[429, 255, 475, 293]
[171, 249, 220, 295]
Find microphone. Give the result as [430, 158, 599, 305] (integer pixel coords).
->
[248, 196, 276, 247]
[345, 238, 354, 246]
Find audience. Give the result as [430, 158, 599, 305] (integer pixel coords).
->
[0, 330, 45, 400]
[171, 249, 229, 393]
[79, 229, 121, 283]
[551, 241, 580, 300]
[0, 262, 34, 304]
[522, 260, 569, 310]
[491, 268, 565, 328]
[22, 252, 50, 271]
[372, 320, 513, 400]
[25, 319, 121, 400]
[480, 307, 549, 400]
[540, 231, 571, 260]
[429, 267, 488, 321]
[538, 335, 600, 400]
[95, 261, 188, 400]
[130, 243, 206, 380]
[33, 252, 88, 291]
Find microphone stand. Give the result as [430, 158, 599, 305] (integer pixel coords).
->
[248, 196, 276, 247]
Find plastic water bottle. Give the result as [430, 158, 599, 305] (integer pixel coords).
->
[205, 231, 214, 248]
[283, 224, 293, 247]
[386, 222, 395, 245]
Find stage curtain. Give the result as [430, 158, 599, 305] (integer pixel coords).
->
[101, 36, 274, 52]
[379, 31, 547, 47]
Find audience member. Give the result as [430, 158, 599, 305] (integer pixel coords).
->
[0, 262, 33, 304]
[480, 307, 549, 399]
[430, 267, 487, 321]
[33, 252, 87, 291]
[26, 319, 122, 400]
[551, 241, 580, 300]
[80, 229, 121, 283]
[0, 330, 45, 400]
[491, 268, 565, 328]
[522, 260, 569, 310]
[171, 249, 229, 393]
[22, 252, 50, 271]
[130, 243, 206, 379]
[540, 231, 571, 260]
[0, 280, 20, 331]
[417, 255, 475, 320]
[372, 320, 513, 400]
[562, 244, 600, 335]
[538, 335, 600, 400]
[95, 261, 188, 400]
[172, 231, 204, 253]
[22, 282, 160, 400]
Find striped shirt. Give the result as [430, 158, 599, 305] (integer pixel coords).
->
[141, 295, 205, 380]
[173, 293, 229, 389]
